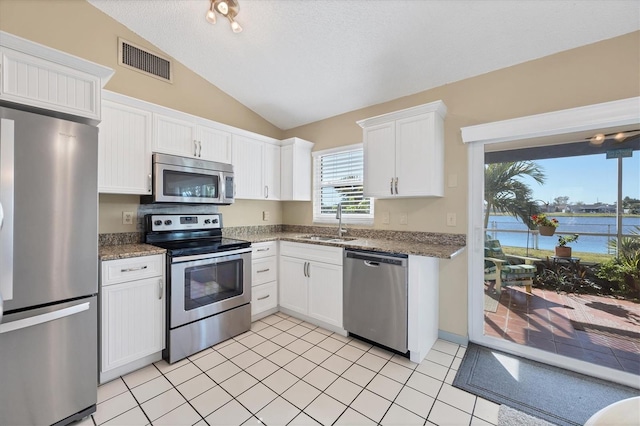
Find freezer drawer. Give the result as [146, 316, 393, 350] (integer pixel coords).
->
[0, 296, 98, 425]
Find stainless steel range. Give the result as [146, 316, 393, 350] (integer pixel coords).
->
[145, 213, 251, 363]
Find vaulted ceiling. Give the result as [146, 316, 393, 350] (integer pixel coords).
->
[88, 0, 640, 130]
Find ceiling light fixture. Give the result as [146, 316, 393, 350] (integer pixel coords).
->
[205, 0, 242, 33]
[588, 129, 640, 146]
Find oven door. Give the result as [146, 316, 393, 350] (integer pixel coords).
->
[154, 162, 223, 204]
[169, 248, 251, 328]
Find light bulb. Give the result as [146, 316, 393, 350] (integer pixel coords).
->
[589, 133, 606, 146]
[216, 1, 229, 15]
[614, 132, 627, 142]
[205, 8, 217, 24]
[230, 20, 242, 33]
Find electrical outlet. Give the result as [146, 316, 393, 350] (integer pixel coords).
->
[122, 211, 134, 225]
[381, 211, 390, 224]
[399, 213, 408, 225]
[447, 213, 457, 227]
[448, 173, 458, 188]
[262, 211, 270, 221]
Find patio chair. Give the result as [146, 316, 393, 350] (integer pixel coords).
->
[484, 239, 539, 293]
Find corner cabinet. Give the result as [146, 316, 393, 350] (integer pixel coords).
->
[280, 137, 314, 201]
[358, 100, 447, 198]
[100, 254, 165, 384]
[99, 95, 152, 194]
[279, 242, 343, 330]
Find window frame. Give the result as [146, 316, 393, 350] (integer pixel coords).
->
[312, 143, 374, 226]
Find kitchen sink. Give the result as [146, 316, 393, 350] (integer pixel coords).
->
[298, 235, 358, 243]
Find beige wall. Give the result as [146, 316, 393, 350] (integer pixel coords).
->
[282, 32, 640, 337]
[2, 1, 638, 338]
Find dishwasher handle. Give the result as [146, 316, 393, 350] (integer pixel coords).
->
[345, 250, 407, 267]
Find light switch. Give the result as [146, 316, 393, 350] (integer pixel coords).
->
[448, 174, 458, 188]
[447, 213, 457, 227]
[399, 213, 408, 225]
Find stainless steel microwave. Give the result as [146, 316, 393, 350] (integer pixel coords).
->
[142, 153, 234, 204]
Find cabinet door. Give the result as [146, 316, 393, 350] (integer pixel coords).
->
[232, 134, 264, 199]
[263, 142, 280, 200]
[279, 256, 308, 315]
[153, 113, 198, 158]
[363, 122, 396, 198]
[198, 125, 232, 163]
[101, 277, 164, 372]
[395, 113, 442, 197]
[98, 101, 152, 194]
[307, 261, 343, 328]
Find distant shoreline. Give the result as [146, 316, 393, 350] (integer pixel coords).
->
[489, 212, 640, 218]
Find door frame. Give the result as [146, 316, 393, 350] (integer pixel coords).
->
[462, 97, 640, 389]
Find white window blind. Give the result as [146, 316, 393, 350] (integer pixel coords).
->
[312, 144, 373, 225]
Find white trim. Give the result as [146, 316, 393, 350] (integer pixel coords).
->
[312, 143, 363, 157]
[461, 97, 640, 145]
[357, 100, 447, 128]
[0, 30, 113, 86]
[466, 97, 640, 388]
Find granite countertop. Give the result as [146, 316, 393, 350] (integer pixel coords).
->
[98, 227, 466, 260]
[242, 232, 465, 259]
[99, 244, 166, 261]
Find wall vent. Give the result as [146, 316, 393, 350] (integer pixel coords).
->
[118, 38, 173, 83]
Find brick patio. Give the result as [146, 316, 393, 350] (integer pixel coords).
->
[484, 285, 640, 375]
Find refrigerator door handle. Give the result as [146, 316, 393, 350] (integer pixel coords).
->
[0, 302, 90, 334]
[1, 118, 15, 304]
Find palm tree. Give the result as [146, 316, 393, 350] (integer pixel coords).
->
[484, 161, 546, 229]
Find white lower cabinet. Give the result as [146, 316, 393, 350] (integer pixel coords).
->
[100, 254, 165, 383]
[279, 242, 343, 330]
[251, 242, 278, 320]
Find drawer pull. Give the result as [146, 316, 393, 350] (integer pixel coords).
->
[121, 265, 148, 273]
[256, 248, 270, 252]
[257, 295, 270, 301]
[257, 268, 270, 273]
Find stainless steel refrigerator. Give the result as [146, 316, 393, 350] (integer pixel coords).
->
[0, 105, 99, 425]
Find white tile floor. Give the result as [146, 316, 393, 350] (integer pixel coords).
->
[80, 313, 500, 426]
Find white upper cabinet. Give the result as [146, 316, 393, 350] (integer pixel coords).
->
[280, 137, 314, 201]
[232, 134, 280, 200]
[358, 100, 447, 198]
[99, 95, 152, 194]
[0, 31, 113, 121]
[153, 112, 232, 164]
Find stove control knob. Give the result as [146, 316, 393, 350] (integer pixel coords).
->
[164, 219, 172, 226]
[154, 220, 162, 226]
[204, 219, 211, 224]
[212, 218, 218, 224]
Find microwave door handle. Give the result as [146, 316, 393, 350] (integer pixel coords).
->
[219, 172, 225, 202]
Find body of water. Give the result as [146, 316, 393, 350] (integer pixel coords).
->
[486, 215, 640, 254]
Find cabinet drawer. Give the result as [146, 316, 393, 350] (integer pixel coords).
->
[251, 282, 277, 316]
[252, 257, 277, 286]
[102, 254, 164, 286]
[252, 241, 277, 259]
[280, 241, 342, 265]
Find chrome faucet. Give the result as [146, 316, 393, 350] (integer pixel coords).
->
[336, 202, 347, 237]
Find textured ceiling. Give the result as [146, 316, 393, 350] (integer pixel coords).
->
[88, 0, 640, 130]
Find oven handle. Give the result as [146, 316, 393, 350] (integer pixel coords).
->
[171, 247, 252, 264]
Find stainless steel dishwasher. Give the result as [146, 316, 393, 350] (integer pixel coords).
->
[343, 249, 408, 353]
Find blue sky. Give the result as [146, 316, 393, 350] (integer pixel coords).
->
[521, 151, 639, 205]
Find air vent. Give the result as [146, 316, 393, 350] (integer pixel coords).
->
[118, 38, 173, 83]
